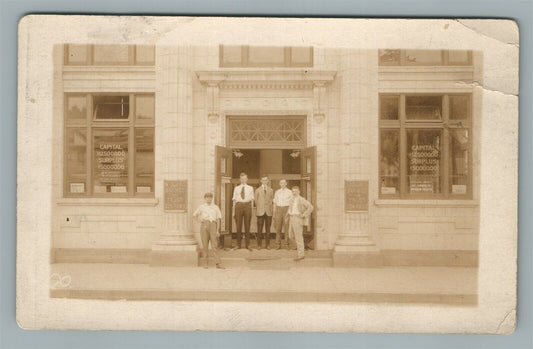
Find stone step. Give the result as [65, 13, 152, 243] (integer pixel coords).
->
[201, 249, 333, 268]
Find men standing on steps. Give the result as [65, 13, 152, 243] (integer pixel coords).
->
[273, 178, 293, 250]
[254, 175, 274, 250]
[192, 192, 226, 269]
[232, 172, 254, 251]
[286, 186, 314, 261]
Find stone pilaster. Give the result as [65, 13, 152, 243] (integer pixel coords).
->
[151, 45, 197, 266]
[312, 81, 329, 250]
[334, 50, 382, 267]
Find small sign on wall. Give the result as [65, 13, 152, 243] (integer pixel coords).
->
[164, 180, 188, 211]
[345, 180, 369, 212]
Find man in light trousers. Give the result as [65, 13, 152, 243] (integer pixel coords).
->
[193, 192, 226, 269]
[286, 186, 314, 261]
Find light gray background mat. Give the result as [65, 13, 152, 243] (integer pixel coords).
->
[1, 0, 531, 347]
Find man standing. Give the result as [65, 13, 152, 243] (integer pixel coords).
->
[273, 179, 293, 249]
[286, 186, 314, 261]
[192, 192, 225, 269]
[254, 175, 274, 250]
[232, 172, 254, 251]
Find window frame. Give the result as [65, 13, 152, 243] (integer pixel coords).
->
[219, 45, 314, 68]
[378, 50, 473, 66]
[64, 44, 155, 66]
[378, 93, 473, 199]
[64, 92, 155, 198]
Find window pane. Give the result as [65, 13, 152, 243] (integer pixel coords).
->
[66, 44, 88, 64]
[379, 49, 401, 65]
[406, 95, 442, 120]
[135, 128, 154, 193]
[450, 129, 469, 195]
[290, 47, 312, 65]
[221, 46, 243, 65]
[407, 129, 442, 194]
[93, 45, 130, 64]
[135, 45, 155, 64]
[380, 129, 400, 195]
[94, 95, 129, 119]
[448, 50, 471, 65]
[449, 95, 471, 120]
[93, 129, 129, 194]
[405, 50, 443, 65]
[66, 95, 87, 122]
[135, 95, 155, 121]
[248, 46, 285, 65]
[380, 95, 399, 120]
[66, 128, 87, 194]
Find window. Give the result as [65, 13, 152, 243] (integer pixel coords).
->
[64, 44, 155, 65]
[64, 93, 155, 197]
[379, 94, 472, 198]
[220, 45, 313, 67]
[378, 49, 472, 66]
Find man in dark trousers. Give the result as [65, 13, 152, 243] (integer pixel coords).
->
[232, 172, 254, 251]
[254, 175, 274, 249]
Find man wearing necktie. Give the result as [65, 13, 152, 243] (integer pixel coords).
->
[254, 175, 274, 249]
[232, 172, 254, 250]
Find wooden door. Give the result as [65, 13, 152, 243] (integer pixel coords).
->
[300, 146, 317, 247]
[215, 146, 233, 234]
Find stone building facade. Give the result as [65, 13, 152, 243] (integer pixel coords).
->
[52, 44, 481, 267]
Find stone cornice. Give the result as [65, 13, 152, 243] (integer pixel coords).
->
[196, 70, 337, 89]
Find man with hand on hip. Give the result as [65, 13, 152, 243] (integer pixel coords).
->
[273, 178, 293, 249]
[254, 175, 274, 250]
[286, 186, 314, 261]
[232, 172, 254, 251]
[193, 192, 225, 269]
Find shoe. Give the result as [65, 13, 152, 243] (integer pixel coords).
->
[276, 245, 281, 250]
[266, 246, 270, 250]
[257, 245, 262, 250]
[203, 264, 208, 269]
[247, 247, 253, 252]
[232, 246, 239, 250]
[216, 264, 226, 269]
[293, 256, 305, 261]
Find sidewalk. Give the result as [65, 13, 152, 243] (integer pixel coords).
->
[50, 263, 478, 305]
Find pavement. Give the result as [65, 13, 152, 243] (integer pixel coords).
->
[50, 261, 478, 305]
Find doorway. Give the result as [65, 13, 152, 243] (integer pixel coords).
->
[215, 146, 317, 249]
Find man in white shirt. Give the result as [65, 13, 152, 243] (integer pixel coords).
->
[193, 192, 225, 269]
[232, 172, 254, 251]
[273, 179, 293, 249]
[286, 186, 314, 261]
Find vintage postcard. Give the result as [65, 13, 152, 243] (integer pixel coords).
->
[16, 16, 518, 333]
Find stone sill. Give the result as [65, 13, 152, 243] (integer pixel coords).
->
[57, 198, 159, 207]
[63, 65, 155, 73]
[374, 199, 478, 208]
[378, 66, 474, 73]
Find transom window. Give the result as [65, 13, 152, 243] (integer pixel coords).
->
[64, 93, 155, 197]
[227, 116, 306, 149]
[220, 45, 313, 67]
[379, 94, 472, 199]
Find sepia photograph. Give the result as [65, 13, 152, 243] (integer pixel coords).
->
[16, 16, 518, 333]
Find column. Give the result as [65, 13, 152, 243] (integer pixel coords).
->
[151, 45, 197, 266]
[333, 49, 382, 267]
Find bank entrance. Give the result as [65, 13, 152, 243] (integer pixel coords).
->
[215, 115, 316, 249]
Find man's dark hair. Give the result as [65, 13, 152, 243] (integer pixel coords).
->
[292, 185, 300, 191]
[204, 192, 214, 198]
[239, 172, 248, 178]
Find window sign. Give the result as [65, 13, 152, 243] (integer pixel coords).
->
[93, 129, 129, 194]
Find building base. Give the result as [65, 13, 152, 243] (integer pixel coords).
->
[333, 245, 383, 267]
[149, 244, 198, 267]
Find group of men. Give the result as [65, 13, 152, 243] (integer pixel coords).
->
[193, 172, 314, 269]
